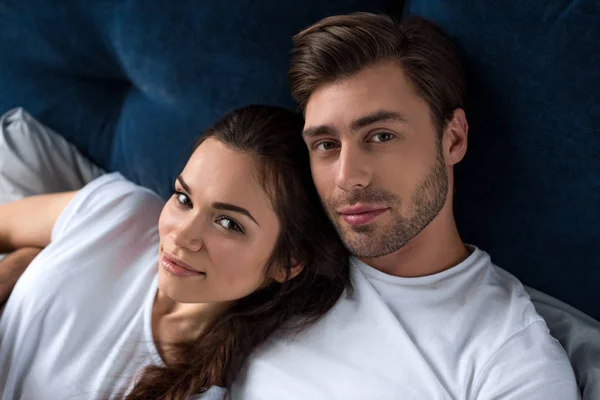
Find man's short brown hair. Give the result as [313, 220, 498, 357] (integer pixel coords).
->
[289, 13, 466, 136]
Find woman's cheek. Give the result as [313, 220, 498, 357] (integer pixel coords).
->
[158, 204, 177, 235]
[211, 241, 264, 293]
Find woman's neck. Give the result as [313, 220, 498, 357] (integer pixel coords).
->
[151, 290, 230, 363]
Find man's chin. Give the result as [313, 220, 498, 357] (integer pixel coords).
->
[341, 233, 384, 258]
[337, 218, 381, 234]
[346, 245, 388, 259]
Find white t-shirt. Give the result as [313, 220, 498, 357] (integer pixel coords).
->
[0, 173, 225, 400]
[231, 247, 581, 399]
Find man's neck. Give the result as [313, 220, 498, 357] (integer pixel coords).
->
[359, 209, 469, 278]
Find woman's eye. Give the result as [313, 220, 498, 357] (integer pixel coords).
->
[369, 132, 395, 143]
[216, 217, 244, 233]
[174, 191, 192, 208]
[315, 141, 338, 151]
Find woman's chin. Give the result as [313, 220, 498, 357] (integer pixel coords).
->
[157, 269, 211, 304]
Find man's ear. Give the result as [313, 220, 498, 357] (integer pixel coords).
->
[272, 263, 304, 283]
[443, 108, 469, 166]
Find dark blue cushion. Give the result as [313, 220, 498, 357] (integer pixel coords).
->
[0, 0, 399, 197]
[405, 0, 600, 319]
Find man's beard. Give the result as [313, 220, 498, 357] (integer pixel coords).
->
[326, 147, 449, 258]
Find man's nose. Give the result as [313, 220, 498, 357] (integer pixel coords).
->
[334, 145, 372, 192]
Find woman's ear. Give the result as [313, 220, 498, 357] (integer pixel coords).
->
[272, 263, 304, 283]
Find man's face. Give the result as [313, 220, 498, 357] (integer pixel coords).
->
[303, 61, 449, 258]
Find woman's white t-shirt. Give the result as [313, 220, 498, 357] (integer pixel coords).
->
[0, 173, 225, 400]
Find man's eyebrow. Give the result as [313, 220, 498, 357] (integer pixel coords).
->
[212, 202, 259, 226]
[177, 175, 192, 194]
[301, 110, 408, 139]
[301, 125, 337, 139]
[350, 110, 408, 131]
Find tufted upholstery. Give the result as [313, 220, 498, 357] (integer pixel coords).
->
[0, 0, 401, 197]
[0, 0, 598, 319]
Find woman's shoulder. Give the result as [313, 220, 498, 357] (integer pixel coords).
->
[82, 172, 164, 204]
[52, 172, 165, 242]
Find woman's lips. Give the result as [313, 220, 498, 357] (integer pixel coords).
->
[161, 253, 205, 277]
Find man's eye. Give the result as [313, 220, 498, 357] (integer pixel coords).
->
[369, 132, 395, 143]
[174, 191, 192, 207]
[315, 141, 337, 151]
[216, 217, 244, 233]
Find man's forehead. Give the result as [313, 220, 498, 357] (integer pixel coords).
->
[303, 70, 427, 135]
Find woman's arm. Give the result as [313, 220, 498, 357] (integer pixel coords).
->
[0, 247, 42, 305]
[0, 191, 78, 253]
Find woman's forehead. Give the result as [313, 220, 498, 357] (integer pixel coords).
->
[182, 138, 276, 216]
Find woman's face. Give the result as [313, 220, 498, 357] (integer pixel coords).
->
[157, 138, 281, 304]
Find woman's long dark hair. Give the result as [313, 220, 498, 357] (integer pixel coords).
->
[126, 105, 350, 399]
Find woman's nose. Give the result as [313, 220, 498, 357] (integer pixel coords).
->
[172, 219, 203, 252]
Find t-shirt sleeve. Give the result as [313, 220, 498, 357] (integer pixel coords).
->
[470, 320, 582, 400]
[51, 172, 165, 242]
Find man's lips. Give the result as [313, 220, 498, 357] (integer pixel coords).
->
[338, 204, 389, 226]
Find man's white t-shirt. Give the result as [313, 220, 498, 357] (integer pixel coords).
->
[231, 246, 581, 399]
[0, 173, 225, 400]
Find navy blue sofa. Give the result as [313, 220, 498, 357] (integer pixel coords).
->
[0, 0, 598, 320]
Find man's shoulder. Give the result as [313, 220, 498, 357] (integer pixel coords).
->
[449, 250, 549, 351]
[478, 259, 546, 335]
[348, 247, 550, 361]
[453, 252, 568, 385]
[470, 319, 580, 399]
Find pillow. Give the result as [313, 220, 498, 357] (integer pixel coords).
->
[0, 107, 103, 261]
[527, 287, 600, 400]
[0, 108, 103, 206]
[0, 0, 400, 200]
[0, 106, 105, 259]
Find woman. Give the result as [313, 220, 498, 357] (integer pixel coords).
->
[0, 105, 350, 399]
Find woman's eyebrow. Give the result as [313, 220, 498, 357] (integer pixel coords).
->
[212, 202, 259, 226]
[176, 175, 192, 194]
[178, 175, 259, 226]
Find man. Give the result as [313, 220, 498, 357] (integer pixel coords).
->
[230, 13, 580, 399]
